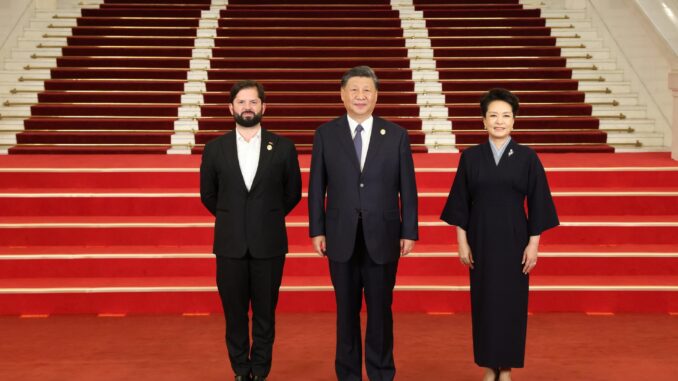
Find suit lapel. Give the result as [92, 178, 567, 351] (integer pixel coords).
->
[222, 131, 248, 193]
[336, 115, 361, 171]
[361, 116, 386, 175]
[249, 128, 277, 192]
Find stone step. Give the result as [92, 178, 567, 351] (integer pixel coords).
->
[0, 70, 48, 80]
[0, 107, 30, 117]
[592, 105, 647, 119]
[0, 132, 18, 146]
[30, 19, 77, 29]
[562, 48, 611, 60]
[24, 28, 71, 39]
[567, 59, 617, 70]
[11, 48, 61, 60]
[0, 74, 49, 84]
[600, 118, 657, 132]
[574, 70, 625, 82]
[608, 131, 665, 147]
[579, 81, 631, 93]
[556, 36, 601, 46]
[556, 38, 602, 49]
[540, 9, 588, 19]
[39, 11, 81, 19]
[18, 37, 67, 49]
[547, 20, 592, 29]
[0, 84, 46, 95]
[1, 94, 37, 104]
[585, 92, 639, 106]
[551, 28, 600, 40]
[4, 58, 56, 70]
[0, 119, 26, 130]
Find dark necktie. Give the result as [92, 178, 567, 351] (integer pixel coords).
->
[353, 124, 363, 164]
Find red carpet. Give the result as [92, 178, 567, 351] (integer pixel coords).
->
[0, 153, 676, 314]
[1, 0, 673, 317]
[9, 0, 614, 153]
[0, 313, 676, 380]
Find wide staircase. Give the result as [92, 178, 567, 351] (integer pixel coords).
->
[2, 0, 666, 153]
[0, 0, 675, 315]
[194, 0, 429, 154]
[0, 153, 676, 314]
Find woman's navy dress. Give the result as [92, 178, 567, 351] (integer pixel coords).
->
[440, 140, 559, 368]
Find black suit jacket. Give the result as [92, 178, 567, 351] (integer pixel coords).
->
[200, 129, 302, 258]
[308, 115, 418, 264]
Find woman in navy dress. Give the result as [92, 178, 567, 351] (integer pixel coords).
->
[440, 88, 559, 381]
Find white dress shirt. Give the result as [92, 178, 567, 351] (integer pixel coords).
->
[236, 128, 261, 191]
[347, 115, 373, 171]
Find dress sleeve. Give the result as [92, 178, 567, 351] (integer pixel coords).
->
[527, 151, 560, 235]
[440, 151, 471, 230]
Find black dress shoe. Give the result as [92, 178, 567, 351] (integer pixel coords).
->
[252, 376, 266, 381]
[234, 376, 250, 381]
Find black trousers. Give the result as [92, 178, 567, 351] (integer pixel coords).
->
[328, 222, 399, 381]
[216, 253, 285, 378]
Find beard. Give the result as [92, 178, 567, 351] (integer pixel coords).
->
[234, 110, 263, 128]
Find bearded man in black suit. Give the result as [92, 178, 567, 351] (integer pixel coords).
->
[200, 80, 302, 381]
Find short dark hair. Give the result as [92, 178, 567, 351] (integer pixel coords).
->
[340, 65, 379, 90]
[480, 88, 519, 117]
[229, 80, 266, 103]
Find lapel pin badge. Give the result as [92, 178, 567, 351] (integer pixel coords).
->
[380, 129, 386, 135]
[508, 149, 514, 157]
[267, 142, 273, 151]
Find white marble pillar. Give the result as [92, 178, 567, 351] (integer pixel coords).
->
[669, 71, 678, 160]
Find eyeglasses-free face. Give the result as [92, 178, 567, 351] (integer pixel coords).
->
[341, 76, 378, 123]
[483, 100, 515, 141]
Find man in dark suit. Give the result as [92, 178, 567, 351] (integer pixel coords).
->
[200, 80, 302, 381]
[308, 66, 419, 380]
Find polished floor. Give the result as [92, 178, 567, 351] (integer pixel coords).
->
[1, 313, 676, 381]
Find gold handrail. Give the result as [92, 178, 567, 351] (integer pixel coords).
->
[599, 113, 626, 120]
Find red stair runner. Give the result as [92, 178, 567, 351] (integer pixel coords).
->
[9, 0, 613, 153]
[0, 153, 676, 314]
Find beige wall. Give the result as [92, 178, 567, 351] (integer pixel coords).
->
[0, 0, 34, 64]
[587, 0, 674, 147]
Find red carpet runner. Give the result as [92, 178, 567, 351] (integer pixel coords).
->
[8, 0, 613, 153]
[0, 153, 676, 314]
